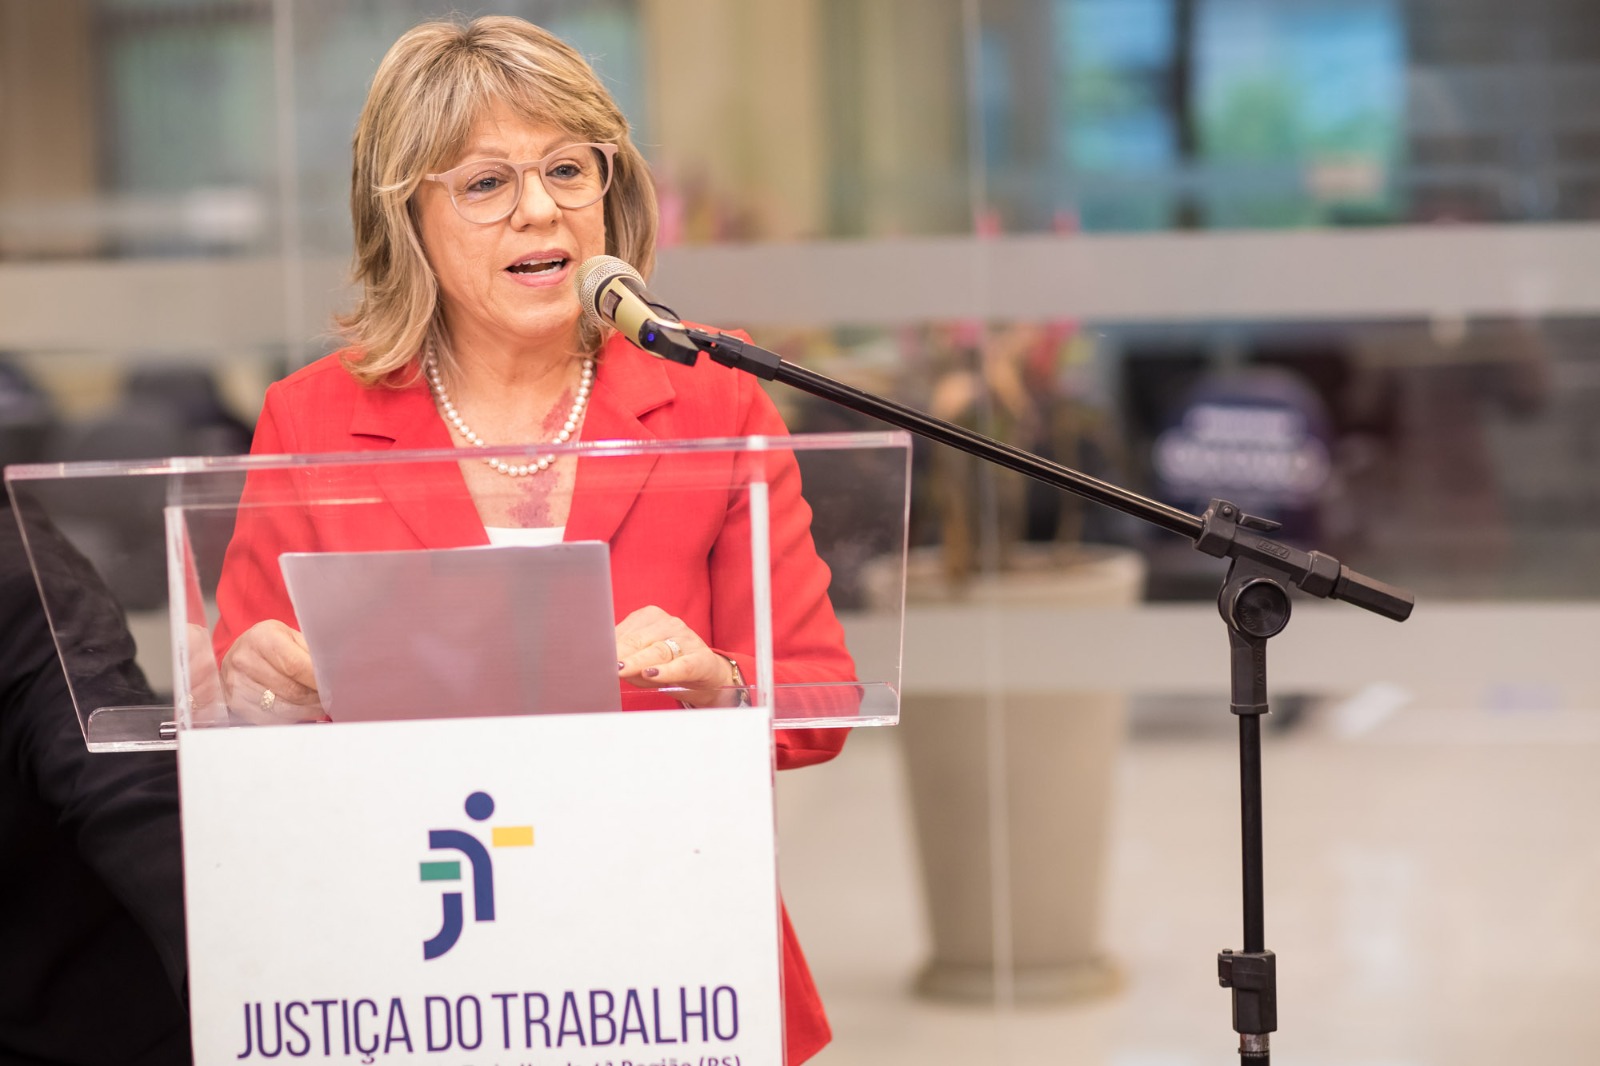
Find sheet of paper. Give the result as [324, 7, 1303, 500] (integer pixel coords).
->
[280, 542, 621, 721]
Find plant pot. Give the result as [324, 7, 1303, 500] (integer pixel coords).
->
[897, 543, 1146, 1004]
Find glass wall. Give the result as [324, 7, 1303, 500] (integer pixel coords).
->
[4, 1, 1600, 1061]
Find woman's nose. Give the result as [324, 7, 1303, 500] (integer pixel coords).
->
[508, 168, 561, 228]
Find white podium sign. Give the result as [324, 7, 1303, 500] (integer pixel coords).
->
[178, 709, 782, 1065]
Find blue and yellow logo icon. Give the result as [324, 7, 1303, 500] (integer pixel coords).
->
[420, 790, 533, 960]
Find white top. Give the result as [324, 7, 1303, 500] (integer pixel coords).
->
[483, 525, 566, 548]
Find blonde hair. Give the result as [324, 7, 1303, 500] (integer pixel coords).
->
[337, 15, 657, 385]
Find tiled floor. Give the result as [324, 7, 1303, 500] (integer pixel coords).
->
[775, 700, 1600, 1065]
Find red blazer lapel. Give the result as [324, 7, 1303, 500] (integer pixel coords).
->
[566, 340, 675, 545]
[348, 370, 487, 549]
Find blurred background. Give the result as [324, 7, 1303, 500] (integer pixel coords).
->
[4, 0, 1600, 1062]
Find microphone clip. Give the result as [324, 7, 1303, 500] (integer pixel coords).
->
[682, 327, 782, 381]
[632, 309, 701, 366]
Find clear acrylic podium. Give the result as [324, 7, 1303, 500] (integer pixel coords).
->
[5, 432, 909, 748]
[5, 433, 909, 1066]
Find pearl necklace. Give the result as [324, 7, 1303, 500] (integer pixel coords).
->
[424, 349, 595, 478]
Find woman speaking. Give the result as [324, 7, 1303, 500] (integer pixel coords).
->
[211, 16, 852, 1063]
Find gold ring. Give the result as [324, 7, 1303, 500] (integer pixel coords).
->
[260, 688, 277, 713]
[661, 637, 683, 660]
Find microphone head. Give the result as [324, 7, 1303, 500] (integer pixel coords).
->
[576, 254, 644, 329]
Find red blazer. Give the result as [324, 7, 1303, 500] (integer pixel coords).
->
[213, 334, 849, 1063]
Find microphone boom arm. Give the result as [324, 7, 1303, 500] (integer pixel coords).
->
[683, 325, 1412, 622]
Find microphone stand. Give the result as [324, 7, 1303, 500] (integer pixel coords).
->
[667, 325, 1415, 1064]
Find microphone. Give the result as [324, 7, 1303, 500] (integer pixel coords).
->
[576, 255, 701, 365]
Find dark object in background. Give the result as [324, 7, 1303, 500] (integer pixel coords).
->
[1119, 342, 1352, 601]
[123, 367, 252, 457]
[0, 360, 57, 468]
[1151, 367, 1335, 544]
[42, 366, 252, 612]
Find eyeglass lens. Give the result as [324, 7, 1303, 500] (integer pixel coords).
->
[446, 146, 612, 221]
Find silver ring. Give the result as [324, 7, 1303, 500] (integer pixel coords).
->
[260, 688, 277, 713]
[661, 637, 683, 660]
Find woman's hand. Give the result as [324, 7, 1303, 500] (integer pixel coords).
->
[219, 619, 326, 724]
[616, 606, 741, 709]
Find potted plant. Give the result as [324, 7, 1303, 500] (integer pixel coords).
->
[896, 320, 1146, 1004]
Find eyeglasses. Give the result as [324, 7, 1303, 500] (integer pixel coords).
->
[423, 142, 618, 224]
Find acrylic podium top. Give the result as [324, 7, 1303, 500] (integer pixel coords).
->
[4, 433, 909, 751]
